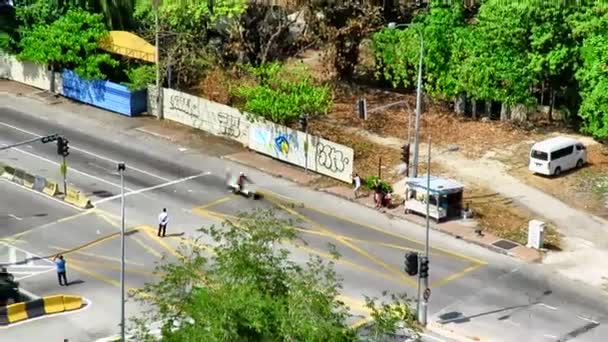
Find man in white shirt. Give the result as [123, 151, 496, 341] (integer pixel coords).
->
[353, 173, 362, 199]
[158, 208, 169, 237]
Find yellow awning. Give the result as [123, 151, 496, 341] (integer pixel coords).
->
[99, 31, 156, 63]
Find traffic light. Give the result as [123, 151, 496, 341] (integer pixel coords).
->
[404, 251, 418, 276]
[420, 256, 429, 278]
[56, 137, 69, 157]
[299, 114, 308, 132]
[401, 144, 410, 164]
[41, 134, 58, 144]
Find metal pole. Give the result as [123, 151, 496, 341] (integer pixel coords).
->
[411, 29, 424, 178]
[304, 114, 309, 174]
[418, 136, 431, 326]
[0, 137, 44, 151]
[416, 256, 421, 315]
[118, 163, 126, 341]
[155, 0, 162, 120]
[62, 156, 67, 195]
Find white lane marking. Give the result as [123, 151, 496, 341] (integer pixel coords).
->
[0, 178, 85, 212]
[0, 121, 172, 182]
[538, 303, 558, 310]
[8, 214, 22, 220]
[543, 334, 557, 339]
[8, 247, 16, 263]
[13, 268, 55, 282]
[1, 143, 135, 191]
[93, 171, 211, 205]
[577, 315, 599, 324]
[18, 287, 40, 299]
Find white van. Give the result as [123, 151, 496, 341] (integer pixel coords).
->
[529, 136, 587, 176]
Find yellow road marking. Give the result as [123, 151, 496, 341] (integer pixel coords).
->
[194, 196, 234, 210]
[267, 197, 417, 287]
[140, 225, 182, 259]
[95, 210, 121, 228]
[429, 263, 484, 289]
[350, 317, 372, 329]
[67, 258, 157, 276]
[50, 248, 145, 266]
[131, 236, 164, 259]
[68, 260, 121, 288]
[261, 189, 487, 265]
[294, 243, 401, 283]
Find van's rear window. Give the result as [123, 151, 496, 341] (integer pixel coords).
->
[531, 150, 548, 161]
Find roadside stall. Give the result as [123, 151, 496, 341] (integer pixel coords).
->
[404, 176, 464, 222]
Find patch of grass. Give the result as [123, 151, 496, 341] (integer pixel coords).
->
[465, 187, 562, 250]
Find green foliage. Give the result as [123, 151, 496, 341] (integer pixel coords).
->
[123, 64, 156, 90]
[364, 176, 393, 194]
[364, 293, 420, 341]
[235, 63, 333, 125]
[133, 209, 419, 341]
[371, 27, 419, 88]
[18, 8, 118, 80]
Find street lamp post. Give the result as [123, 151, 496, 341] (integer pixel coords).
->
[418, 136, 432, 326]
[154, 0, 162, 120]
[387, 22, 424, 178]
[117, 162, 126, 340]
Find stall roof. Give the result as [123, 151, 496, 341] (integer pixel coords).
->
[406, 176, 464, 194]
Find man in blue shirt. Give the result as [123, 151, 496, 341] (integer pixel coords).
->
[53, 255, 68, 286]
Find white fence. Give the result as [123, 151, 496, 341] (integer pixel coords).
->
[0, 55, 63, 93]
[157, 88, 354, 183]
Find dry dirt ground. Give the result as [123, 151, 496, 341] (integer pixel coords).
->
[194, 55, 608, 249]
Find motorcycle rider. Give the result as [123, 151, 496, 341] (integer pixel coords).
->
[237, 172, 247, 192]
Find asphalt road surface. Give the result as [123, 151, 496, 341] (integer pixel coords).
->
[2, 93, 608, 342]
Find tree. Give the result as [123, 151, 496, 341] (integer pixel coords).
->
[234, 63, 333, 125]
[131, 209, 420, 341]
[18, 8, 117, 80]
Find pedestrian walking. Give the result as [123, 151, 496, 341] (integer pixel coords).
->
[158, 208, 169, 237]
[53, 255, 68, 286]
[353, 173, 362, 199]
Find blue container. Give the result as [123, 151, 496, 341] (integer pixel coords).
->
[61, 69, 148, 117]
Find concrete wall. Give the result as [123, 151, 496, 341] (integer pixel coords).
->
[0, 55, 63, 93]
[162, 88, 250, 146]
[249, 121, 353, 183]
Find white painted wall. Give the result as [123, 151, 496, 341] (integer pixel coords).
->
[162, 88, 250, 146]
[249, 121, 354, 183]
[0, 55, 63, 93]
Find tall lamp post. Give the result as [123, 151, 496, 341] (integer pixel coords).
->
[387, 22, 424, 178]
[117, 162, 127, 340]
[154, 0, 162, 120]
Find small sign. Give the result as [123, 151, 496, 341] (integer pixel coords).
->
[423, 288, 431, 300]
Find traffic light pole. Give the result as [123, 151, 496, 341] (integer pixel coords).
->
[418, 136, 432, 326]
[62, 156, 67, 195]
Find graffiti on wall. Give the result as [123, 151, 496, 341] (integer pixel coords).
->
[169, 94, 198, 117]
[253, 127, 299, 156]
[316, 141, 350, 173]
[217, 111, 243, 139]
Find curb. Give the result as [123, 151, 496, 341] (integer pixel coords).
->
[426, 322, 488, 342]
[1, 162, 93, 209]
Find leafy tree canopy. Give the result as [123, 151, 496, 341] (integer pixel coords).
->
[132, 209, 420, 342]
[235, 63, 333, 125]
[18, 8, 118, 80]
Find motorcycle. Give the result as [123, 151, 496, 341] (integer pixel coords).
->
[227, 174, 259, 199]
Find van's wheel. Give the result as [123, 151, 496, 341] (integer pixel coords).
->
[577, 159, 584, 168]
[554, 167, 562, 176]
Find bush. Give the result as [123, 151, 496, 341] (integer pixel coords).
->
[123, 64, 156, 91]
[364, 175, 393, 194]
[234, 63, 333, 125]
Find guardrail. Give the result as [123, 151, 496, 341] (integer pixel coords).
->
[0, 295, 84, 326]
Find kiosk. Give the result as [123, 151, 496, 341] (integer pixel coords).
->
[404, 176, 464, 222]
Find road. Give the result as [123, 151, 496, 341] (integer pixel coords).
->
[1, 92, 608, 341]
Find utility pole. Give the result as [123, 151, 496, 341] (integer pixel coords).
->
[299, 114, 309, 174]
[117, 162, 126, 341]
[411, 30, 424, 178]
[387, 22, 423, 178]
[418, 136, 432, 326]
[154, 0, 162, 120]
